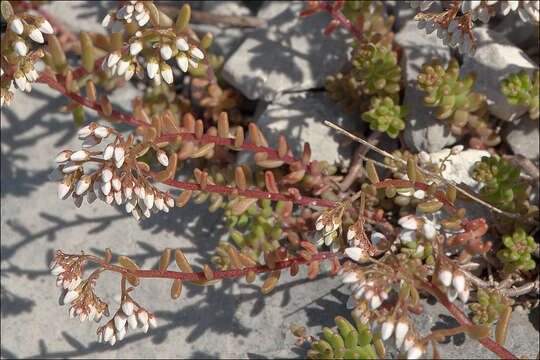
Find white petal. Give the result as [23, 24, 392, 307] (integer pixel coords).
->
[38, 19, 54, 34]
[381, 321, 395, 340]
[176, 54, 188, 72]
[452, 273, 465, 293]
[122, 300, 134, 316]
[395, 321, 409, 348]
[369, 295, 382, 310]
[438, 270, 453, 287]
[29, 28, 44, 43]
[160, 45, 172, 60]
[10, 18, 24, 35]
[13, 41, 28, 56]
[175, 37, 189, 51]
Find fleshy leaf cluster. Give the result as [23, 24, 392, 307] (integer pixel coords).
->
[500, 70, 539, 120]
[469, 289, 512, 325]
[496, 228, 537, 273]
[362, 96, 408, 138]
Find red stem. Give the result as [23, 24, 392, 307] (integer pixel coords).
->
[97, 251, 337, 280]
[420, 279, 518, 359]
[317, 1, 366, 43]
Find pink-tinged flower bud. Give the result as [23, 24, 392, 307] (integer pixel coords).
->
[124, 184, 133, 199]
[345, 247, 369, 263]
[103, 144, 114, 160]
[70, 149, 90, 161]
[160, 44, 173, 60]
[189, 46, 204, 60]
[114, 191, 123, 205]
[122, 299, 134, 316]
[36, 18, 54, 34]
[452, 271, 466, 293]
[438, 269, 453, 287]
[105, 193, 114, 205]
[369, 295, 382, 310]
[112, 176, 122, 191]
[407, 343, 425, 359]
[103, 323, 115, 342]
[148, 314, 158, 328]
[381, 318, 395, 341]
[107, 51, 121, 68]
[78, 123, 95, 138]
[398, 215, 418, 230]
[146, 57, 159, 79]
[101, 181, 112, 196]
[175, 37, 189, 51]
[395, 318, 410, 348]
[55, 150, 73, 163]
[75, 175, 91, 195]
[64, 289, 80, 304]
[114, 311, 128, 331]
[176, 53, 189, 72]
[10, 17, 24, 35]
[160, 63, 173, 84]
[58, 179, 71, 199]
[347, 227, 356, 241]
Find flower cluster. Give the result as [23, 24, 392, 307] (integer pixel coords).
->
[1, 1, 53, 106]
[362, 96, 409, 138]
[397, 215, 436, 265]
[101, 2, 205, 86]
[500, 70, 539, 120]
[49, 122, 176, 221]
[351, 42, 402, 96]
[496, 228, 537, 273]
[417, 58, 491, 137]
[315, 206, 345, 253]
[96, 298, 157, 345]
[50, 251, 109, 324]
[437, 267, 470, 303]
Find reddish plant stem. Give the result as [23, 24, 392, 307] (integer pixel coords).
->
[92, 251, 337, 280]
[317, 1, 366, 43]
[154, 172, 339, 209]
[419, 278, 518, 360]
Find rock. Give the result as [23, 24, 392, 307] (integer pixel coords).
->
[461, 27, 536, 122]
[237, 92, 362, 167]
[222, 2, 351, 102]
[493, 11, 537, 48]
[504, 116, 540, 161]
[396, 20, 458, 153]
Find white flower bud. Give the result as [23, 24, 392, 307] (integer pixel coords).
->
[127, 313, 138, 329]
[175, 37, 189, 51]
[124, 64, 135, 81]
[422, 221, 436, 240]
[176, 53, 189, 72]
[101, 13, 113, 28]
[114, 146, 125, 168]
[189, 46, 204, 60]
[37, 18, 53, 34]
[78, 124, 94, 138]
[381, 319, 395, 340]
[114, 311, 127, 331]
[130, 40, 143, 56]
[160, 63, 173, 84]
[148, 314, 157, 328]
[51, 264, 65, 276]
[64, 290, 79, 304]
[369, 295, 382, 310]
[452, 271, 465, 293]
[101, 167, 113, 183]
[438, 269, 453, 287]
[144, 190, 154, 209]
[101, 181, 112, 196]
[55, 150, 72, 163]
[458, 285, 470, 303]
[75, 176, 91, 195]
[114, 191, 123, 205]
[400, 229, 417, 244]
[62, 162, 81, 174]
[154, 194, 164, 210]
[395, 319, 410, 348]
[160, 44, 173, 60]
[188, 58, 199, 69]
[122, 299, 134, 316]
[451, 144, 464, 154]
[342, 272, 358, 284]
[107, 51, 121, 68]
[345, 247, 369, 263]
[137, 12, 150, 27]
[70, 149, 90, 161]
[125, 197, 137, 213]
[28, 26, 44, 43]
[398, 215, 418, 230]
[447, 286, 458, 302]
[103, 144, 114, 160]
[407, 344, 424, 359]
[146, 58, 159, 79]
[116, 58, 130, 76]
[112, 176, 122, 191]
[14, 71, 27, 90]
[156, 150, 169, 166]
[10, 18, 24, 35]
[165, 195, 174, 208]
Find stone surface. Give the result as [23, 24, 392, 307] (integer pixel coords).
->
[396, 20, 458, 153]
[504, 116, 540, 161]
[461, 27, 537, 122]
[237, 91, 362, 167]
[222, 2, 351, 102]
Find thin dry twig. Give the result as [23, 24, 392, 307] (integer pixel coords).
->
[159, 6, 267, 28]
[324, 121, 539, 225]
[340, 131, 382, 191]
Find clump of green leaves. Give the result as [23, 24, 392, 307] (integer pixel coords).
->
[500, 70, 539, 120]
[362, 96, 408, 138]
[306, 316, 377, 359]
[469, 289, 512, 325]
[417, 59, 490, 136]
[352, 43, 401, 96]
[496, 228, 537, 274]
[472, 155, 536, 218]
[324, 72, 368, 114]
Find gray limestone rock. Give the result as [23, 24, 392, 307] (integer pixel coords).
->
[222, 2, 351, 102]
[504, 116, 540, 161]
[461, 27, 537, 122]
[396, 20, 458, 153]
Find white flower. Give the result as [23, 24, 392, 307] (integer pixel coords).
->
[112, 177, 122, 191]
[413, 190, 425, 199]
[398, 215, 418, 230]
[369, 295, 382, 310]
[189, 46, 204, 60]
[37, 19, 53, 34]
[165, 195, 174, 208]
[127, 313, 138, 329]
[381, 319, 395, 340]
[144, 191, 154, 210]
[137, 12, 150, 26]
[62, 162, 82, 174]
[101, 181, 112, 196]
[146, 58, 159, 79]
[160, 44, 173, 60]
[29, 27, 44, 43]
[78, 124, 94, 138]
[14, 72, 27, 91]
[101, 13, 113, 28]
[55, 150, 72, 163]
[75, 177, 91, 195]
[10, 18, 24, 35]
[345, 247, 369, 263]
[422, 220, 436, 240]
[438, 269, 453, 287]
[130, 40, 143, 56]
[122, 299, 134, 316]
[175, 37, 189, 51]
[64, 290, 80, 304]
[114, 311, 128, 331]
[400, 229, 417, 244]
[160, 64, 174, 84]
[114, 146, 125, 168]
[188, 58, 199, 69]
[125, 64, 135, 81]
[125, 197, 137, 213]
[148, 314, 158, 328]
[154, 194, 164, 210]
[107, 51, 121, 68]
[103, 144, 114, 160]
[94, 126, 110, 138]
[101, 167, 113, 182]
[175, 53, 189, 72]
[403, 333, 415, 351]
[341, 271, 359, 283]
[116, 59, 130, 76]
[407, 344, 424, 359]
[70, 149, 90, 161]
[452, 271, 465, 293]
[447, 285, 458, 302]
[395, 319, 409, 348]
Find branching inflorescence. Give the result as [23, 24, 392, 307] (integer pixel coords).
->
[1, 0, 538, 358]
